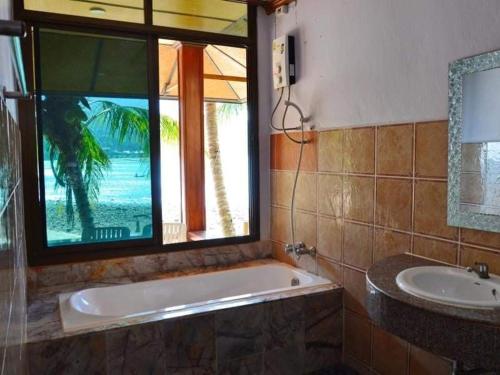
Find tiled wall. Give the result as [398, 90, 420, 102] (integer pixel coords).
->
[270, 121, 500, 374]
[0, 98, 27, 374]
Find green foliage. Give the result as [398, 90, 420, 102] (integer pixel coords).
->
[160, 115, 179, 143]
[217, 103, 244, 121]
[43, 95, 180, 229]
[87, 100, 151, 156]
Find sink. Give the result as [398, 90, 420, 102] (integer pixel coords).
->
[396, 266, 500, 309]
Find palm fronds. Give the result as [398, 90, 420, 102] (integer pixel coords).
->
[160, 114, 179, 143]
[217, 103, 244, 121]
[86, 100, 150, 156]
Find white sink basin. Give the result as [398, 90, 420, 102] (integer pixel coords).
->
[396, 266, 500, 309]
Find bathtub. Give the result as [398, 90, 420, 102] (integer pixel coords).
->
[59, 263, 334, 333]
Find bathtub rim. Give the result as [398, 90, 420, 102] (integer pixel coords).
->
[69, 263, 319, 318]
[59, 262, 338, 335]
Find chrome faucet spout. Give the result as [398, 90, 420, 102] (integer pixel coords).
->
[284, 242, 316, 260]
[467, 262, 490, 279]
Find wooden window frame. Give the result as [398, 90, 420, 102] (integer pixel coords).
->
[17, 4, 260, 266]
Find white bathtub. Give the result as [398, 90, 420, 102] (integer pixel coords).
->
[59, 263, 334, 333]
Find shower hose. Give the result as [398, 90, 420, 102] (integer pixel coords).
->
[270, 86, 309, 258]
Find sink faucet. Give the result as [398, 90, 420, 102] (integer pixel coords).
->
[467, 262, 490, 279]
[284, 242, 317, 260]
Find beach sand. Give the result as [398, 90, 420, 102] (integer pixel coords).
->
[45, 201, 153, 237]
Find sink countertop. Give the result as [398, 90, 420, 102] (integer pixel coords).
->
[366, 254, 500, 326]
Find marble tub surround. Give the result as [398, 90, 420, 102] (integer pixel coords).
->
[366, 254, 500, 371]
[0, 97, 28, 373]
[28, 240, 272, 291]
[269, 121, 500, 373]
[27, 259, 339, 343]
[27, 288, 343, 374]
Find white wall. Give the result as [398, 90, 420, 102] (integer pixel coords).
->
[270, 0, 500, 129]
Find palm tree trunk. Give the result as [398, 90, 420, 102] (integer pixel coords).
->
[64, 152, 95, 232]
[43, 97, 95, 233]
[205, 102, 235, 236]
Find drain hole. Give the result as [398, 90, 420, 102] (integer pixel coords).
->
[291, 277, 300, 286]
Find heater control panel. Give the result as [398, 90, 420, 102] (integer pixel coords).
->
[272, 35, 296, 90]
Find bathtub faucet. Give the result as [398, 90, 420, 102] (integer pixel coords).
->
[285, 242, 317, 260]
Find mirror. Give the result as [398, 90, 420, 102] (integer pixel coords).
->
[448, 50, 500, 232]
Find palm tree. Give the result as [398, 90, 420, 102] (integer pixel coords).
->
[205, 102, 244, 237]
[42, 95, 178, 233]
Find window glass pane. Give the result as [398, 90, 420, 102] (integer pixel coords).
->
[38, 29, 152, 247]
[158, 39, 183, 244]
[153, 0, 247, 37]
[24, 0, 145, 23]
[203, 45, 249, 239]
[158, 40, 249, 243]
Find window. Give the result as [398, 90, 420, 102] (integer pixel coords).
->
[153, 0, 247, 37]
[158, 40, 249, 243]
[24, 0, 145, 23]
[22, 5, 257, 264]
[37, 29, 152, 246]
[22, 0, 247, 36]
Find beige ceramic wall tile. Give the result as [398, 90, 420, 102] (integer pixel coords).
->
[295, 172, 317, 212]
[375, 178, 413, 231]
[344, 127, 375, 174]
[271, 171, 317, 212]
[318, 129, 343, 172]
[343, 266, 368, 316]
[317, 256, 343, 284]
[414, 180, 458, 240]
[415, 121, 448, 178]
[460, 228, 500, 250]
[413, 236, 458, 265]
[376, 124, 413, 176]
[294, 211, 318, 248]
[343, 176, 375, 223]
[317, 216, 342, 261]
[271, 240, 295, 267]
[459, 246, 500, 274]
[318, 174, 343, 217]
[271, 171, 293, 207]
[373, 228, 411, 263]
[271, 207, 290, 244]
[272, 132, 318, 171]
[343, 222, 373, 270]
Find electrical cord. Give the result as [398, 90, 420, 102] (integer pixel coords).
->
[269, 86, 301, 133]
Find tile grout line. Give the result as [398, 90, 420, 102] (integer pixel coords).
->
[289, 169, 447, 182]
[457, 226, 462, 266]
[411, 121, 417, 256]
[372, 126, 378, 268]
[340, 129, 345, 274]
[340, 129, 346, 270]
[315, 133, 319, 275]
